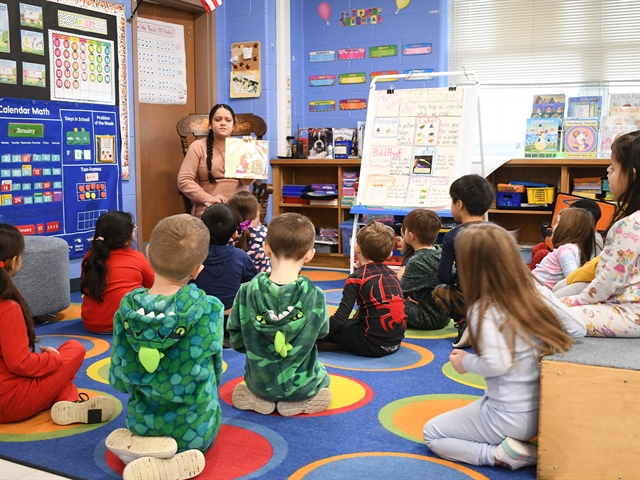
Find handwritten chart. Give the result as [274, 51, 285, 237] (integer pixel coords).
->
[357, 87, 476, 208]
[137, 18, 186, 105]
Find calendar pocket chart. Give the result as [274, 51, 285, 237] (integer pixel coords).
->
[0, 97, 122, 258]
[49, 30, 115, 105]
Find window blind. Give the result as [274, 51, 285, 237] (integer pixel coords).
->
[450, 0, 640, 85]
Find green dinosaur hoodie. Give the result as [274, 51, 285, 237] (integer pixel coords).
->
[109, 284, 224, 452]
[228, 272, 330, 402]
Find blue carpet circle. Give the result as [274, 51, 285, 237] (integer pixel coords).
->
[289, 452, 488, 479]
[319, 342, 433, 371]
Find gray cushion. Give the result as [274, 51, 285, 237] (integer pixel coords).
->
[13, 236, 70, 317]
[544, 337, 640, 371]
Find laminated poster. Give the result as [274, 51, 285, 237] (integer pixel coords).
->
[0, 3, 9, 53]
[0, 59, 17, 84]
[224, 138, 269, 180]
[20, 3, 43, 29]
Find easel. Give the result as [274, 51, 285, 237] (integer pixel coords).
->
[348, 70, 485, 272]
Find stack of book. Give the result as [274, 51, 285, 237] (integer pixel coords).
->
[282, 184, 309, 204]
[599, 94, 639, 157]
[564, 96, 602, 158]
[525, 94, 565, 158]
[341, 172, 359, 206]
[302, 184, 339, 205]
[572, 177, 602, 199]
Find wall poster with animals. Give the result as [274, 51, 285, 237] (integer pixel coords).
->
[356, 85, 479, 209]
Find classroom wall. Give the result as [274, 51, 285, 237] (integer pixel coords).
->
[291, 0, 449, 131]
[66, 0, 136, 280]
[215, 0, 278, 192]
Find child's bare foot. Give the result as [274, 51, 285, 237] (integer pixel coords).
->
[105, 428, 178, 465]
[232, 383, 276, 415]
[277, 387, 332, 417]
[51, 393, 116, 425]
[122, 450, 205, 480]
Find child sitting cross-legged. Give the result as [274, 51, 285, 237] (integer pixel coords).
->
[107, 214, 225, 480]
[320, 221, 406, 357]
[397, 209, 450, 330]
[228, 212, 331, 417]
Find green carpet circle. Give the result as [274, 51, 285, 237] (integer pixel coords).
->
[442, 362, 486, 390]
[405, 320, 457, 339]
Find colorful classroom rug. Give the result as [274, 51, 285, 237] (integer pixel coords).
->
[0, 269, 536, 480]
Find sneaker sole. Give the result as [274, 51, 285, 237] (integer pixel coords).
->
[51, 395, 116, 425]
[277, 388, 332, 417]
[452, 326, 472, 349]
[503, 437, 538, 460]
[232, 383, 276, 415]
[106, 428, 177, 463]
[122, 450, 205, 480]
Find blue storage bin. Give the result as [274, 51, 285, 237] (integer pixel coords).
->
[340, 221, 357, 255]
[496, 191, 523, 209]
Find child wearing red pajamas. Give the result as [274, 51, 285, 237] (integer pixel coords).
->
[0, 223, 116, 424]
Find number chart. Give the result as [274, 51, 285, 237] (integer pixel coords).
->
[49, 30, 115, 105]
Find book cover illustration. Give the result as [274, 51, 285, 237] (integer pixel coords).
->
[600, 124, 637, 156]
[568, 96, 602, 119]
[564, 119, 598, 157]
[525, 118, 562, 156]
[224, 137, 269, 179]
[531, 94, 566, 118]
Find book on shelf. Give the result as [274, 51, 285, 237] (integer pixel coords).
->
[531, 94, 566, 119]
[564, 119, 599, 158]
[567, 96, 602, 119]
[524, 118, 563, 157]
[571, 191, 598, 199]
[600, 123, 637, 156]
[609, 94, 640, 114]
[310, 198, 338, 206]
[283, 197, 310, 204]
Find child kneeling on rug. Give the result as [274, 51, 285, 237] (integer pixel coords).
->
[0, 224, 116, 425]
[423, 224, 586, 470]
[320, 221, 406, 357]
[228, 213, 331, 416]
[107, 214, 225, 480]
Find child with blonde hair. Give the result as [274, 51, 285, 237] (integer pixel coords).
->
[107, 214, 225, 480]
[532, 207, 595, 290]
[228, 191, 270, 273]
[423, 223, 586, 470]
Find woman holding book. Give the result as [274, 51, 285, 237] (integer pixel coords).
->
[177, 104, 255, 218]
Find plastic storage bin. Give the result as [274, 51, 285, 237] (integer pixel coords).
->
[496, 191, 523, 209]
[527, 187, 555, 204]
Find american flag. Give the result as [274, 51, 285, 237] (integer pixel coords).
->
[200, 0, 222, 12]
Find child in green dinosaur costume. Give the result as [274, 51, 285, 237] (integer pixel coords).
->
[107, 214, 224, 480]
[228, 213, 331, 417]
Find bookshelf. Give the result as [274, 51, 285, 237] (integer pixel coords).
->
[487, 158, 611, 244]
[271, 159, 361, 269]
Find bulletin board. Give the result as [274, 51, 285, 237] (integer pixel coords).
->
[0, 0, 127, 258]
[355, 77, 480, 212]
[230, 41, 261, 98]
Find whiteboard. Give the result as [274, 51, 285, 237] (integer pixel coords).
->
[355, 82, 480, 211]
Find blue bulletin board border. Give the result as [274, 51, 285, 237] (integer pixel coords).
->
[0, 97, 122, 259]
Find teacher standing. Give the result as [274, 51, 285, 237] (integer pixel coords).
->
[178, 104, 254, 218]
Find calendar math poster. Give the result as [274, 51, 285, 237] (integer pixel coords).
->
[0, 97, 122, 258]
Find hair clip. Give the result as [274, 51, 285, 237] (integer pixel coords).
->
[239, 220, 251, 231]
[95, 236, 105, 241]
[0, 261, 4, 268]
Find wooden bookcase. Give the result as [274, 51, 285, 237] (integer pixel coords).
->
[271, 159, 361, 269]
[486, 158, 611, 244]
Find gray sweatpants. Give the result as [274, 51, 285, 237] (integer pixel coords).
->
[423, 396, 538, 466]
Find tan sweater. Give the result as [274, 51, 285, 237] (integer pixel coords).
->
[177, 138, 251, 217]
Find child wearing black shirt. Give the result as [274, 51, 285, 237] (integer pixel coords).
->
[320, 221, 406, 357]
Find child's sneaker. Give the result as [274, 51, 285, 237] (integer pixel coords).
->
[122, 449, 205, 480]
[276, 387, 332, 417]
[451, 320, 472, 348]
[494, 437, 538, 470]
[105, 428, 178, 465]
[51, 393, 116, 425]
[232, 383, 276, 415]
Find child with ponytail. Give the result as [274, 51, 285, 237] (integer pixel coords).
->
[229, 191, 271, 273]
[81, 211, 154, 333]
[0, 223, 115, 424]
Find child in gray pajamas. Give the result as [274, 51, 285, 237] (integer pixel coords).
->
[423, 224, 586, 470]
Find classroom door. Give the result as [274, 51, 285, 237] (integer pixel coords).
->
[136, 3, 196, 242]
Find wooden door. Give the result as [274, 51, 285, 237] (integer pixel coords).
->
[135, 3, 196, 242]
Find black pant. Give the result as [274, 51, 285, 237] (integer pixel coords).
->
[321, 318, 399, 358]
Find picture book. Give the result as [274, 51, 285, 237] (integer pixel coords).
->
[564, 119, 598, 158]
[568, 96, 602, 119]
[600, 124, 637, 156]
[307, 128, 333, 159]
[603, 115, 637, 126]
[224, 137, 269, 179]
[525, 118, 562, 156]
[531, 94, 566, 118]
[609, 93, 640, 118]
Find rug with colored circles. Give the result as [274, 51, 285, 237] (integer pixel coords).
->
[0, 269, 535, 480]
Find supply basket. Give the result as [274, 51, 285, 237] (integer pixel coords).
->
[496, 191, 523, 209]
[526, 187, 555, 204]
